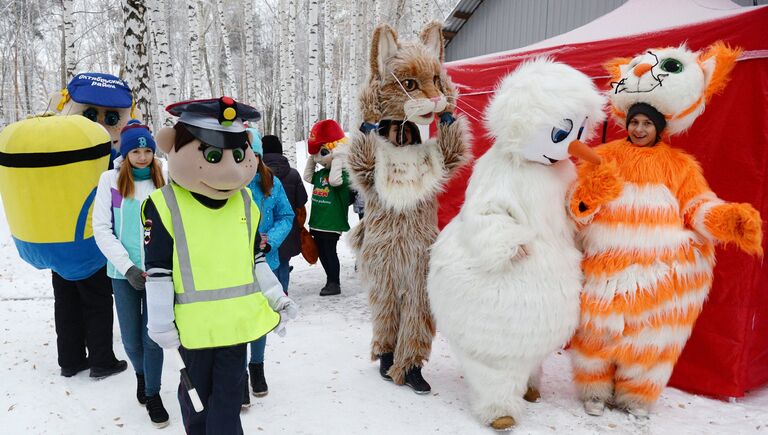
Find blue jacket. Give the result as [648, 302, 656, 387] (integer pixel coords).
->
[247, 174, 295, 270]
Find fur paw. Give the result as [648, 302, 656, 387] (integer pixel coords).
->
[705, 202, 763, 255]
[523, 387, 541, 403]
[571, 161, 623, 217]
[490, 416, 516, 431]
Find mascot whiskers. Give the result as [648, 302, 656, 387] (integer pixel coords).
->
[428, 58, 606, 430]
[346, 21, 469, 393]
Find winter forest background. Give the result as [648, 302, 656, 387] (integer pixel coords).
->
[0, 0, 457, 160]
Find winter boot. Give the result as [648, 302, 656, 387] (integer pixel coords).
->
[60, 361, 89, 377]
[136, 373, 147, 405]
[89, 360, 128, 379]
[242, 372, 251, 409]
[319, 282, 341, 296]
[145, 394, 170, 428]
[404, 366, 431, 394]
[378, 353, 394, 381]
[524, 386, 541, 403]
[249, 363, 268, 397]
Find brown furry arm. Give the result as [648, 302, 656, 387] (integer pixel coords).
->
[437, 115, 471, 176]
[346, 131, 377, 194]
[359, 80, 381, 123]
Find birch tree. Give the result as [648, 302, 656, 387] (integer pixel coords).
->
[322, 0, 336, 122]
[123, 0, 153, 126]
[185, 0, 204, 98]
[61, 0, 77, 87]
[279, 0, 297, 165]
[307, 0, 320, 127]
[214, 0, 236, 97]
[146, 0, 176, 125]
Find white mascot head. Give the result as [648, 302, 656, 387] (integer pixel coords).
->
[485, 57, 606, 165]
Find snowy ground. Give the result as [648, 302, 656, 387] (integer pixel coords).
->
[2, 167, 768, 434]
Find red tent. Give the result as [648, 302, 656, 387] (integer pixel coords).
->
[438, 0, 768, 398]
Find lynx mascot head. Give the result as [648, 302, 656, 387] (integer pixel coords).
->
[607, 41, 741, 135]
[360, 21, 456, 126]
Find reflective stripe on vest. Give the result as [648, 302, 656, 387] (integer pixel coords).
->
[159, 185, 261, 304]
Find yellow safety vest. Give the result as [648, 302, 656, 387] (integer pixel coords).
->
[148, 183, 279, 349]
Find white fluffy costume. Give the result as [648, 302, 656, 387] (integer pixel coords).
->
[569, 42, 763, 417]
[346, 21, 469, 389]
[427, 59, 606, 430]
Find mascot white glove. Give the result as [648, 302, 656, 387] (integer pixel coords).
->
[145, 275, 180, 349]
[254, 252, 299, 337]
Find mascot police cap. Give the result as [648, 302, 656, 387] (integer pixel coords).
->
[166, 97, 261, 149]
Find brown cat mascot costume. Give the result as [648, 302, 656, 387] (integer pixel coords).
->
[347, 21, 469, 393]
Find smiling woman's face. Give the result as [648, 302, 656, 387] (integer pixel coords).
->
[627, 114, 657, 147]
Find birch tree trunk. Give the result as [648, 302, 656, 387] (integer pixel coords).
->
[308, 0, 320, 126]
[214, 0, 236, 97]
[146, 0, 176, 125]
[186, 0, 205, 98]
[61, 0, 77, 84]
[322, 0, 336, 122]
[123, 0, 154, 127]
[345, 1, 359, 129]
[279, 0, 297, 166]
[244, 1, 258, 106]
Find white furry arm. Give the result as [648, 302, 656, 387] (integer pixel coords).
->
[145, 271, 180, 349]
[328, 156, 345, 187]
[303, 157, 316, 183]
[460, 201, 535, 271]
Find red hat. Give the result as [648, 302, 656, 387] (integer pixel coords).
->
[308, 119, 345, 155]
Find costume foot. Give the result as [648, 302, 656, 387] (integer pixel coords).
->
[584, 398, 606, 416]
[490, 416, 516, 431]
[379, 353, 394, 381]
[626, 406, 650, 418]
[404, 366, 431, 394]
[524, 386, 541, 403]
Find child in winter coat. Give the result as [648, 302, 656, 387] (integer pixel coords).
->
[303, 119, 351, 296]
[244, 129, 295, 400]
[261, 134, 309, 291]
[92, 120, 169, 428]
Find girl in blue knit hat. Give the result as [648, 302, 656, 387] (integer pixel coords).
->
[92, 119, 170, 428]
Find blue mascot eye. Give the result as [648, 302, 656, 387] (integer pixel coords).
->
[551, 119, 574, 143]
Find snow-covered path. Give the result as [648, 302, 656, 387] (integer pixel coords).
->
[1, 208, 768, 434]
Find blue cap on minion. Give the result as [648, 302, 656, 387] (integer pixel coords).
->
[66, 73, 133, 108]
[120, 120, 155, 158]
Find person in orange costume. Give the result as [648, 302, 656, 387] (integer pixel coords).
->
[567, 41, 763, 418]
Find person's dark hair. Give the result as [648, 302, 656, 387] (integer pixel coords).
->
[626, 102, 666, 144]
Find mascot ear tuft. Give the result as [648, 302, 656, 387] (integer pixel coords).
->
[156, 127, 176, 154]
[698, 41, 742, 103]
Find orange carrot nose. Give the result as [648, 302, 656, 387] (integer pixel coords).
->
[633, 63, 653, 77]
[568, 140, 601, 165]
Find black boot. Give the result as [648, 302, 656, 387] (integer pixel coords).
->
[136, 373, 147, 405]
[60, 361, 89, 377]
[249, 362, 268, 397]
[319, 282, 341, 296]
[404, 366, 431, 395]
[89, 360, 128, 379]
[145, 394, 170, 428]
[242, 372, 251, 408]
[379, 353, 394, 381]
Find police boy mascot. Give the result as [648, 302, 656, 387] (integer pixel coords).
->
[142, 97, 299, 434]
[50, 72, 137, 163]
[0, 76, 136, 379]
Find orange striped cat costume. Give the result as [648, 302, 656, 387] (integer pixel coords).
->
[568, 42, 763, 416]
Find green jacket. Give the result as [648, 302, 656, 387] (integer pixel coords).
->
[308, 168, 350, 232]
